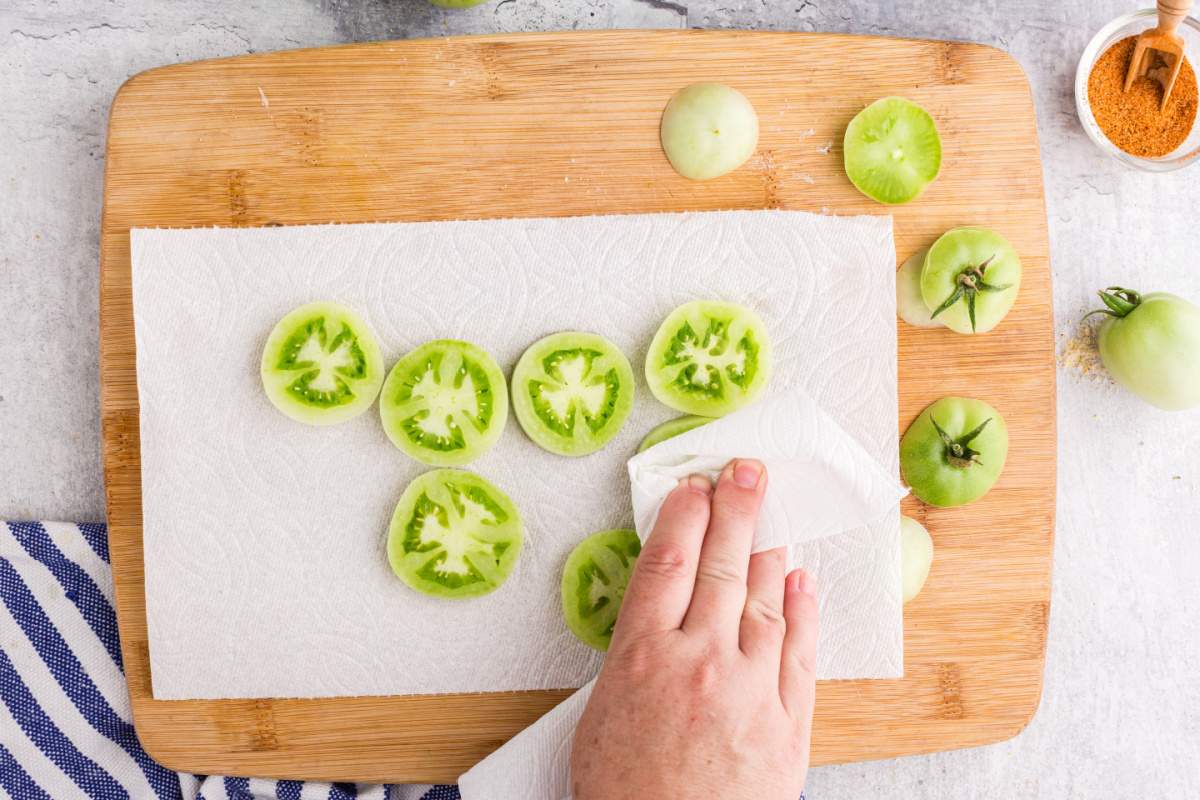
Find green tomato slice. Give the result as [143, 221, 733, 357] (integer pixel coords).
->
[896, 248, 944, 329]
[900, 516, 934, 603]
[899, 396, 1008, 508]
[260, 301, 384, 426]
[660, 82, 759, 181]
[380, 340, 508, 466]
[645, 300, 772, 416]
[387, 469, 522, 599]
[921, 227, 1022, 335]
[561, 528, 641, 651]
[636, 415, 712, 453]
[843, 96, 941, 205]
[511, 332, 635, 457]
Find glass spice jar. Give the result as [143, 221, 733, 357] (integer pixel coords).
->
[1076, 9, 1200, 171]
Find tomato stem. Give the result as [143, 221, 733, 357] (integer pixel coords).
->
[931, 416, 991, 469]
[1084, 286, 1143, 321]
[929, 253, 1011, 332]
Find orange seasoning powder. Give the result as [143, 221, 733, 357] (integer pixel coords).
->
[1087, 36, 1198, 158]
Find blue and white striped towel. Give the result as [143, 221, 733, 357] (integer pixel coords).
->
[0, 520, 460, 800]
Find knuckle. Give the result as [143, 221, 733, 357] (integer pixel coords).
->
[614, 633, 672, 681]
[743, 598, 787, 633]
[609, 637, 654, 678]
[685, 653, 725, 695]
[783, 728, 809, 762]
[786, 595, 820, 628]
[665, 482, 712, 518]
[711, 488, 759, 522]
[761, 547, 788, 570]
[635, 542, 691, 580]
[786, 648, 818, 679]
[697, 556, 745, 587]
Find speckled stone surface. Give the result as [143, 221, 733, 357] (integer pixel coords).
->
[2, 0, 1198, 795]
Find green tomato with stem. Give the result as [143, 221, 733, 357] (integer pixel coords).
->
[1087, 286, 1200, 411]
[921, 227, 1022, 334]
[900, 396, 1008, 507]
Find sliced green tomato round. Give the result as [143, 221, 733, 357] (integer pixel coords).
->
[843, 96, 941, 205]
[645, 300, 772, 416]
[511, 332, 635, 457]
[260, 301, 384, 426]
[660, 82, 759, 181]
[380, 340, 508, 466]
[561, 528, 641, 651]
[920, 227, 1022, 335]
[900, 396, 1008, 508]
[896, 248, 944, 329]
[636, 415, 712, 453]
[900, 516, 934, 603]
[387, 469, 522, 599]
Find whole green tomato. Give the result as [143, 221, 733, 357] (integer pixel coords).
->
[900, 396, 1008, 507]
[1088, 287, 1200, 411]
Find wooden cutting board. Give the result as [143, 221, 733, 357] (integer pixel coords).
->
[99, 29, 1055, 784]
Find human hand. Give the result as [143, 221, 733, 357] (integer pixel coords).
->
[570, 459, 818, 800]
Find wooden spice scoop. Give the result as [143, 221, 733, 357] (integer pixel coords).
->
[1125, 0, 1196, 110]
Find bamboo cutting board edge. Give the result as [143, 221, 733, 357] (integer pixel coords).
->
[99, 28, 1055, 783]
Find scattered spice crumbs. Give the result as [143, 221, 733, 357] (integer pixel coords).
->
[1058, 316, 1111, 383]
[1087, 36, 1198, 158]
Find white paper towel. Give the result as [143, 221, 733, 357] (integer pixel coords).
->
[459, 680, 593, 800]
[130, 209, 903, 700]
[460, 386, 907, 800]
[628, 388, 907, 552]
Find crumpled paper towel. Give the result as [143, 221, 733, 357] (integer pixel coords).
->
[459, 387, 906, 800]
[628, 388, 907, 551]
[130, 209, 902, 701]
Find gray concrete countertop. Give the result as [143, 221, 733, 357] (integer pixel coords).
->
[3, 0, 1198, 795]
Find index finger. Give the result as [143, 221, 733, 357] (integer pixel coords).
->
[610, 475, 712, 644]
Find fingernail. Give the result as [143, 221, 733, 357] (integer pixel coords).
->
[798, 570, 816, 598]
[786, 571, 802, 593]
[686, 474, 713, 495]
[732, 459, 763, 489]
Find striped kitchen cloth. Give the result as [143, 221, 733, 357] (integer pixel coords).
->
[0, 520, 460, 800]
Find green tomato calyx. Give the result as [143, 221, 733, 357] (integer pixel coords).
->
[1083, 286, 1143, 321]
[931, 415, 991, 469]
[929, 254, 1013, 332]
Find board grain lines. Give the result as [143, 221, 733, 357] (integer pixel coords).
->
[100, 29, 1054, 783]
